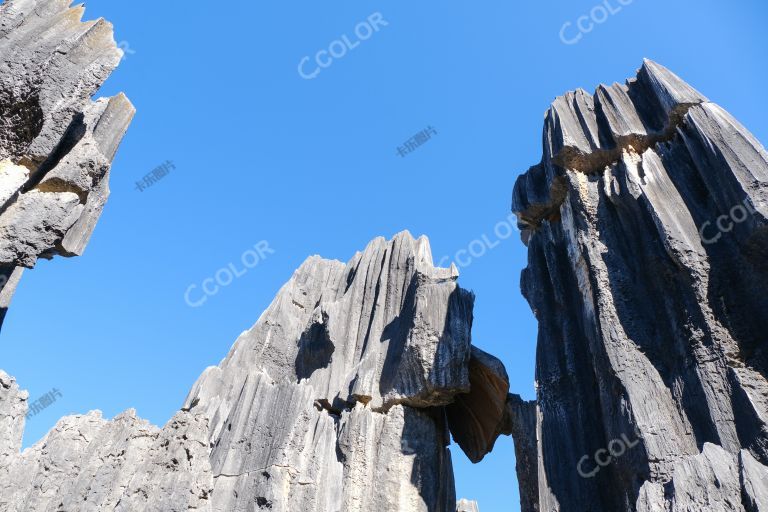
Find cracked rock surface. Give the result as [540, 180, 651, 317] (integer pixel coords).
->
[511, 60, 768, 511]
[0, 0, 134, 330]
[0, 232, 509, 511]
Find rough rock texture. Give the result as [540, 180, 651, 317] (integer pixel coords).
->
[0, 0, 134, 330]
[501, 394, 537, 512]
[0, 371, 26, 470]
[0, 4, 512, 509]
[182, 232, 475, 512]
[0, 408, 214, 512]
[0, 232, 510, 511]
[511, 59, 768, 511]
[456, 498, 480, 512]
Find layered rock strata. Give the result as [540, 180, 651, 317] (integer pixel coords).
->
[0, 0, 134, 330]
[511, 59, 768, 511]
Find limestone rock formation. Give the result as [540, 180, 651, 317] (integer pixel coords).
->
[0, 371, 26, 470]
[511, 59, 768, 511]
[0, 3, 512, 509]
[501, 394, 536, 512]
[456, 498, 480, 512]
[0, 232, 510, 511]
[446, 346, 510, 464]
[182, 232, 476, 512]
[0, 0, 135, 330]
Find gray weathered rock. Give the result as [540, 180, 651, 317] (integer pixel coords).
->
[511, 59, 768, 511]
[0, 232, 510, 511]
[0, 371, 26, 470]
[740, 449, 768, 512]
[0, 4, 512, 509]
[0, 0, 134, 330]
[0, 408, 213, 512]
[456, 498, 480, 512]
[502, 394, 537, 512]
[182, 231, 474, 512]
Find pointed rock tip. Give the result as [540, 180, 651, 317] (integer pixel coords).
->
[296, 254, 345, 272]
[113, 92, 137, 117]
[392, 229, 415, 241]
[640, 58, 669, 76]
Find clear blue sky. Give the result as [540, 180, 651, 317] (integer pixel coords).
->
[2, 1, 767, 510]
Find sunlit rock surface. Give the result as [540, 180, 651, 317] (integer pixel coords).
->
[0, 371, 25, 470]
[511, 59, 768, 511]
[0, 232, 510, 511]
[182, 231, 475, 512]
[0, 4, 510, 506]
[0, 0, 134, 330]
[456, 498, 480, 512]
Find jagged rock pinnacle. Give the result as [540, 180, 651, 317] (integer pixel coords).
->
[0, 231, 511, 511]
[0, 0, 135, 330]
[511, 59, 768, 512]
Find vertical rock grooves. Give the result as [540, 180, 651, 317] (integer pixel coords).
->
[0, 232, 512, 511]
[0, 3, 514, 510]
[0, 0, 135, 330]
[512, 60, 768, 511]
[184, 232, 474, 512]
[502, 394, 537, 512]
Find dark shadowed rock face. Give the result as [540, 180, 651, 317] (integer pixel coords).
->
[0, 0, 135, 330]
[502, 394, 537, 512]
[511, 59, 768, 511]
[446, 346, 511, 464]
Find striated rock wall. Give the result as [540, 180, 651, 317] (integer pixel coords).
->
[0, 232, 510, 511]
[8, 2, 763, 511]
[511, 60, 768, 511]
[0, 3, 512, 510]
[182, 232, 475, 512]
[0, 0, 134, 330]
